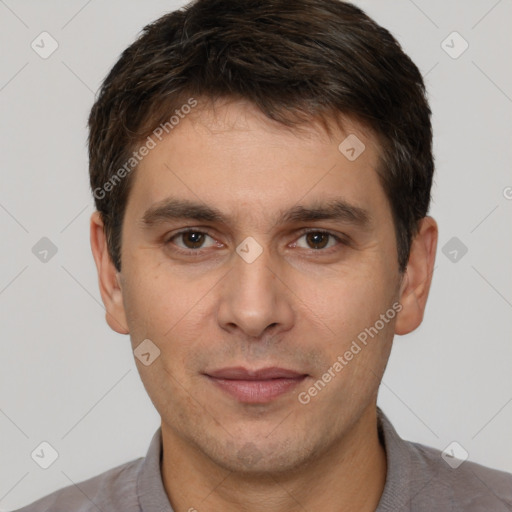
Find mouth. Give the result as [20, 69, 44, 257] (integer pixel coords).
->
[203, 366, 308, 404]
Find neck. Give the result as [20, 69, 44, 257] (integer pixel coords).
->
[161, 405, 387, 512]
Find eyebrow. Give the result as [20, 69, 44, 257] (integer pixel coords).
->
[140, 197, 371, 231]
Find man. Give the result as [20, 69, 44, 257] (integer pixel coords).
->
[14, 0, 512, 510]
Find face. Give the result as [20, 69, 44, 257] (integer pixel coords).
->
[93, 98, 421, 474]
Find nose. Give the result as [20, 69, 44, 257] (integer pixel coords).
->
[216, 241, 295, 339]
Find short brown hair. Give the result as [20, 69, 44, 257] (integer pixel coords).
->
[88, 0, 434, 273]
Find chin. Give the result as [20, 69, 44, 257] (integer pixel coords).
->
[204, 436, 315, 475]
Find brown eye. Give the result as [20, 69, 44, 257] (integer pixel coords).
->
[167, 230, 217, 252]
[294, 230, 341, 251]
[181, 231, 206, 249]
[304, 232, 331, 250]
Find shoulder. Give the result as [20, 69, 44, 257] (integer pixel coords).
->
[377, 408, 512, 511]
[11, 457, 144, 512]
[408, 440, 512, 510]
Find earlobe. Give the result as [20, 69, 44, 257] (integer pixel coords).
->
[90, 211, 130, 335]
[394, 216, 438, 336]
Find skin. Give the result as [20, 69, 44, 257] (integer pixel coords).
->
[90, 98, 437, 512]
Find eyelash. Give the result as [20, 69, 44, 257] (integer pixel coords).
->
[164, 228, 348, 256]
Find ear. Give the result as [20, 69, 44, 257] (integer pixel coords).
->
[395, 216, 438, 335]
[90, 211, 129, 335]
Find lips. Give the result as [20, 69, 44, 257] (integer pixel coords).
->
[204, 366, 307, 403]
[207, 366, 305, 380]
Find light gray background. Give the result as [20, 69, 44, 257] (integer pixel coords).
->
[1, 0, 511, 509]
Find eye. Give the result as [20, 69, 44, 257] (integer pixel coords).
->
[165, 228, 347, 256]
[166, 229, 218, 252]
[293, 230, 344, 251]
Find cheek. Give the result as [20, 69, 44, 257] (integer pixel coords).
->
[121, 256, 186, 330]
[119, 280, 171, 358]
[302, 271, 398, 390]
[307, 268, 392, 333]
[121, 265, 215, 376]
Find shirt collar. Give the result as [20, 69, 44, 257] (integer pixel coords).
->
[375, 406, 413, 511]
[137, 426, 175, 511]
[136, 409, 412, 512]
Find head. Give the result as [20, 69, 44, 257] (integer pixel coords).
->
[89, 0, 437, 474]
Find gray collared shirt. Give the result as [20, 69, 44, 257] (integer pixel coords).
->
[13, 408, 512, 511]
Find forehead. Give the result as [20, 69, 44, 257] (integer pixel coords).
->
[126, 99, 389, 227]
